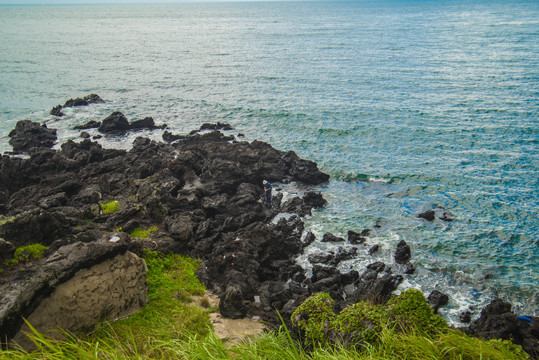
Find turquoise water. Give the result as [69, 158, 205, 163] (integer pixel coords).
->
[1, 0, 537, 322]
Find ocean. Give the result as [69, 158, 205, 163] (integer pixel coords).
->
[0, 0, 537, 323]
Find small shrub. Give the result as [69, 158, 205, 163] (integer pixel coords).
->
[334, 301, 383, 345]
[291, 292, 335, 345]
[100, 200, 120, 214]
[385, 288, 448, 334]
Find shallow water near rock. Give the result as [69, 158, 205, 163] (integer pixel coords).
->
[0, 0, 537, 323]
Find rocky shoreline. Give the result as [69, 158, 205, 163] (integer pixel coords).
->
[0, 96, 537, 357]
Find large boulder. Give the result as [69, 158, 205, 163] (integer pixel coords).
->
[99, 111, 130, 134]
[11, 250, 147, 350]
[0, 232, 144, 345]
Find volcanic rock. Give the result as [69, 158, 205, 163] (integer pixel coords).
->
[427, 289, 449, 314]
[50, 94, 105, 117]
[219, 284, 248, 319]
[99, 111, 130, 134]
[394, 240, 411, 264]
[8, 120, 57, 154]
[463, 299, 538, 358]
[418, 209, 436, 221]
[322, 233, 345, 243]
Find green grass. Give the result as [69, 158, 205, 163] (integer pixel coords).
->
[0, 252, 529, 360]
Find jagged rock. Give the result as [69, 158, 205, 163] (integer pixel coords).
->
[0, 209, 74, 248]
[404, 262, 415, 274]
[345, 268, 404, 305]
[190, 122, 233, 135]
[50, 105, 64, 117]
[162, 130, 185, 143]
[367, 261, 386, 273]
[50, 94, 104, 117]
[74, 120, 101, 130]
[460, 310, 472, 323]
[8, 120, 57, 154]
[348, 229, 367, 245]
[427, 290, 449, 314]
[99, 111, 130, 134]
[0, 237, 15, 263]
[368, 244, 379, 255]
[302, 191, 326, 208]
[330, 247, 358, 266]
[322, 233, 345, 243]
[308, 252, 334, 264]
[129, 117, 160, 131]
[394, 240, 411, 264]
[418, 209, 436, 221]
[63, 94, 104, 108]
[219, 284, 248, 319]
[463, 299, 538, 358]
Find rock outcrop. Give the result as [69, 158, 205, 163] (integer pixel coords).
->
[462, 299, 538, 358]
[50, 94, 105, 117]
[1, 102, 535, 357]
[11, 250, 147, 349]
[7, 120, 57, 154]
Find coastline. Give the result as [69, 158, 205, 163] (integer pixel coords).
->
[0, 98, 537, 357]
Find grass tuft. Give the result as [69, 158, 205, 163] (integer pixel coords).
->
[129, 226, 158, 239]
[100, 200, 120, 214]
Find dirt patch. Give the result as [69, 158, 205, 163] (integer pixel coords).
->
[191, 291, 267, 346]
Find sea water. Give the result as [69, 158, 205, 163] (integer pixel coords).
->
[0, 0, 537, 323]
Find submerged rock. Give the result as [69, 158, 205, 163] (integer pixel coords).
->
[50, 94, 105, 117]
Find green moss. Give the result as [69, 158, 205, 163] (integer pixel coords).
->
[0, 215, 13, 226]
[100, 200, 120, 214]
[385, 288, 448, 334]
[3, 243, 48, 268]
[130, 226, 158, 239]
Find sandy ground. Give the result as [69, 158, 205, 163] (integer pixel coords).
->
[191, 291, 267, 346]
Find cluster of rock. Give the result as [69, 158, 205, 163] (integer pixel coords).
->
[50, 94, 105, 117]
[0, 95, 537, 357]
[74, 111, 166, 136]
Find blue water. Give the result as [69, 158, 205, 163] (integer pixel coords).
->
[0, 0, 538, 323]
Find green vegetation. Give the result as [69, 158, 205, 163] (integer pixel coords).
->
[0, 255, 528, 360]
[2, 243, 48, 270]
[0, 215, 13, 226]
[100, 200, 120, 214]
[291, 289, 448, 348]
[129, 226, 159, 239]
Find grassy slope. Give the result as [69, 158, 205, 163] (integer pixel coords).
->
[0, 251, 529, 360]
